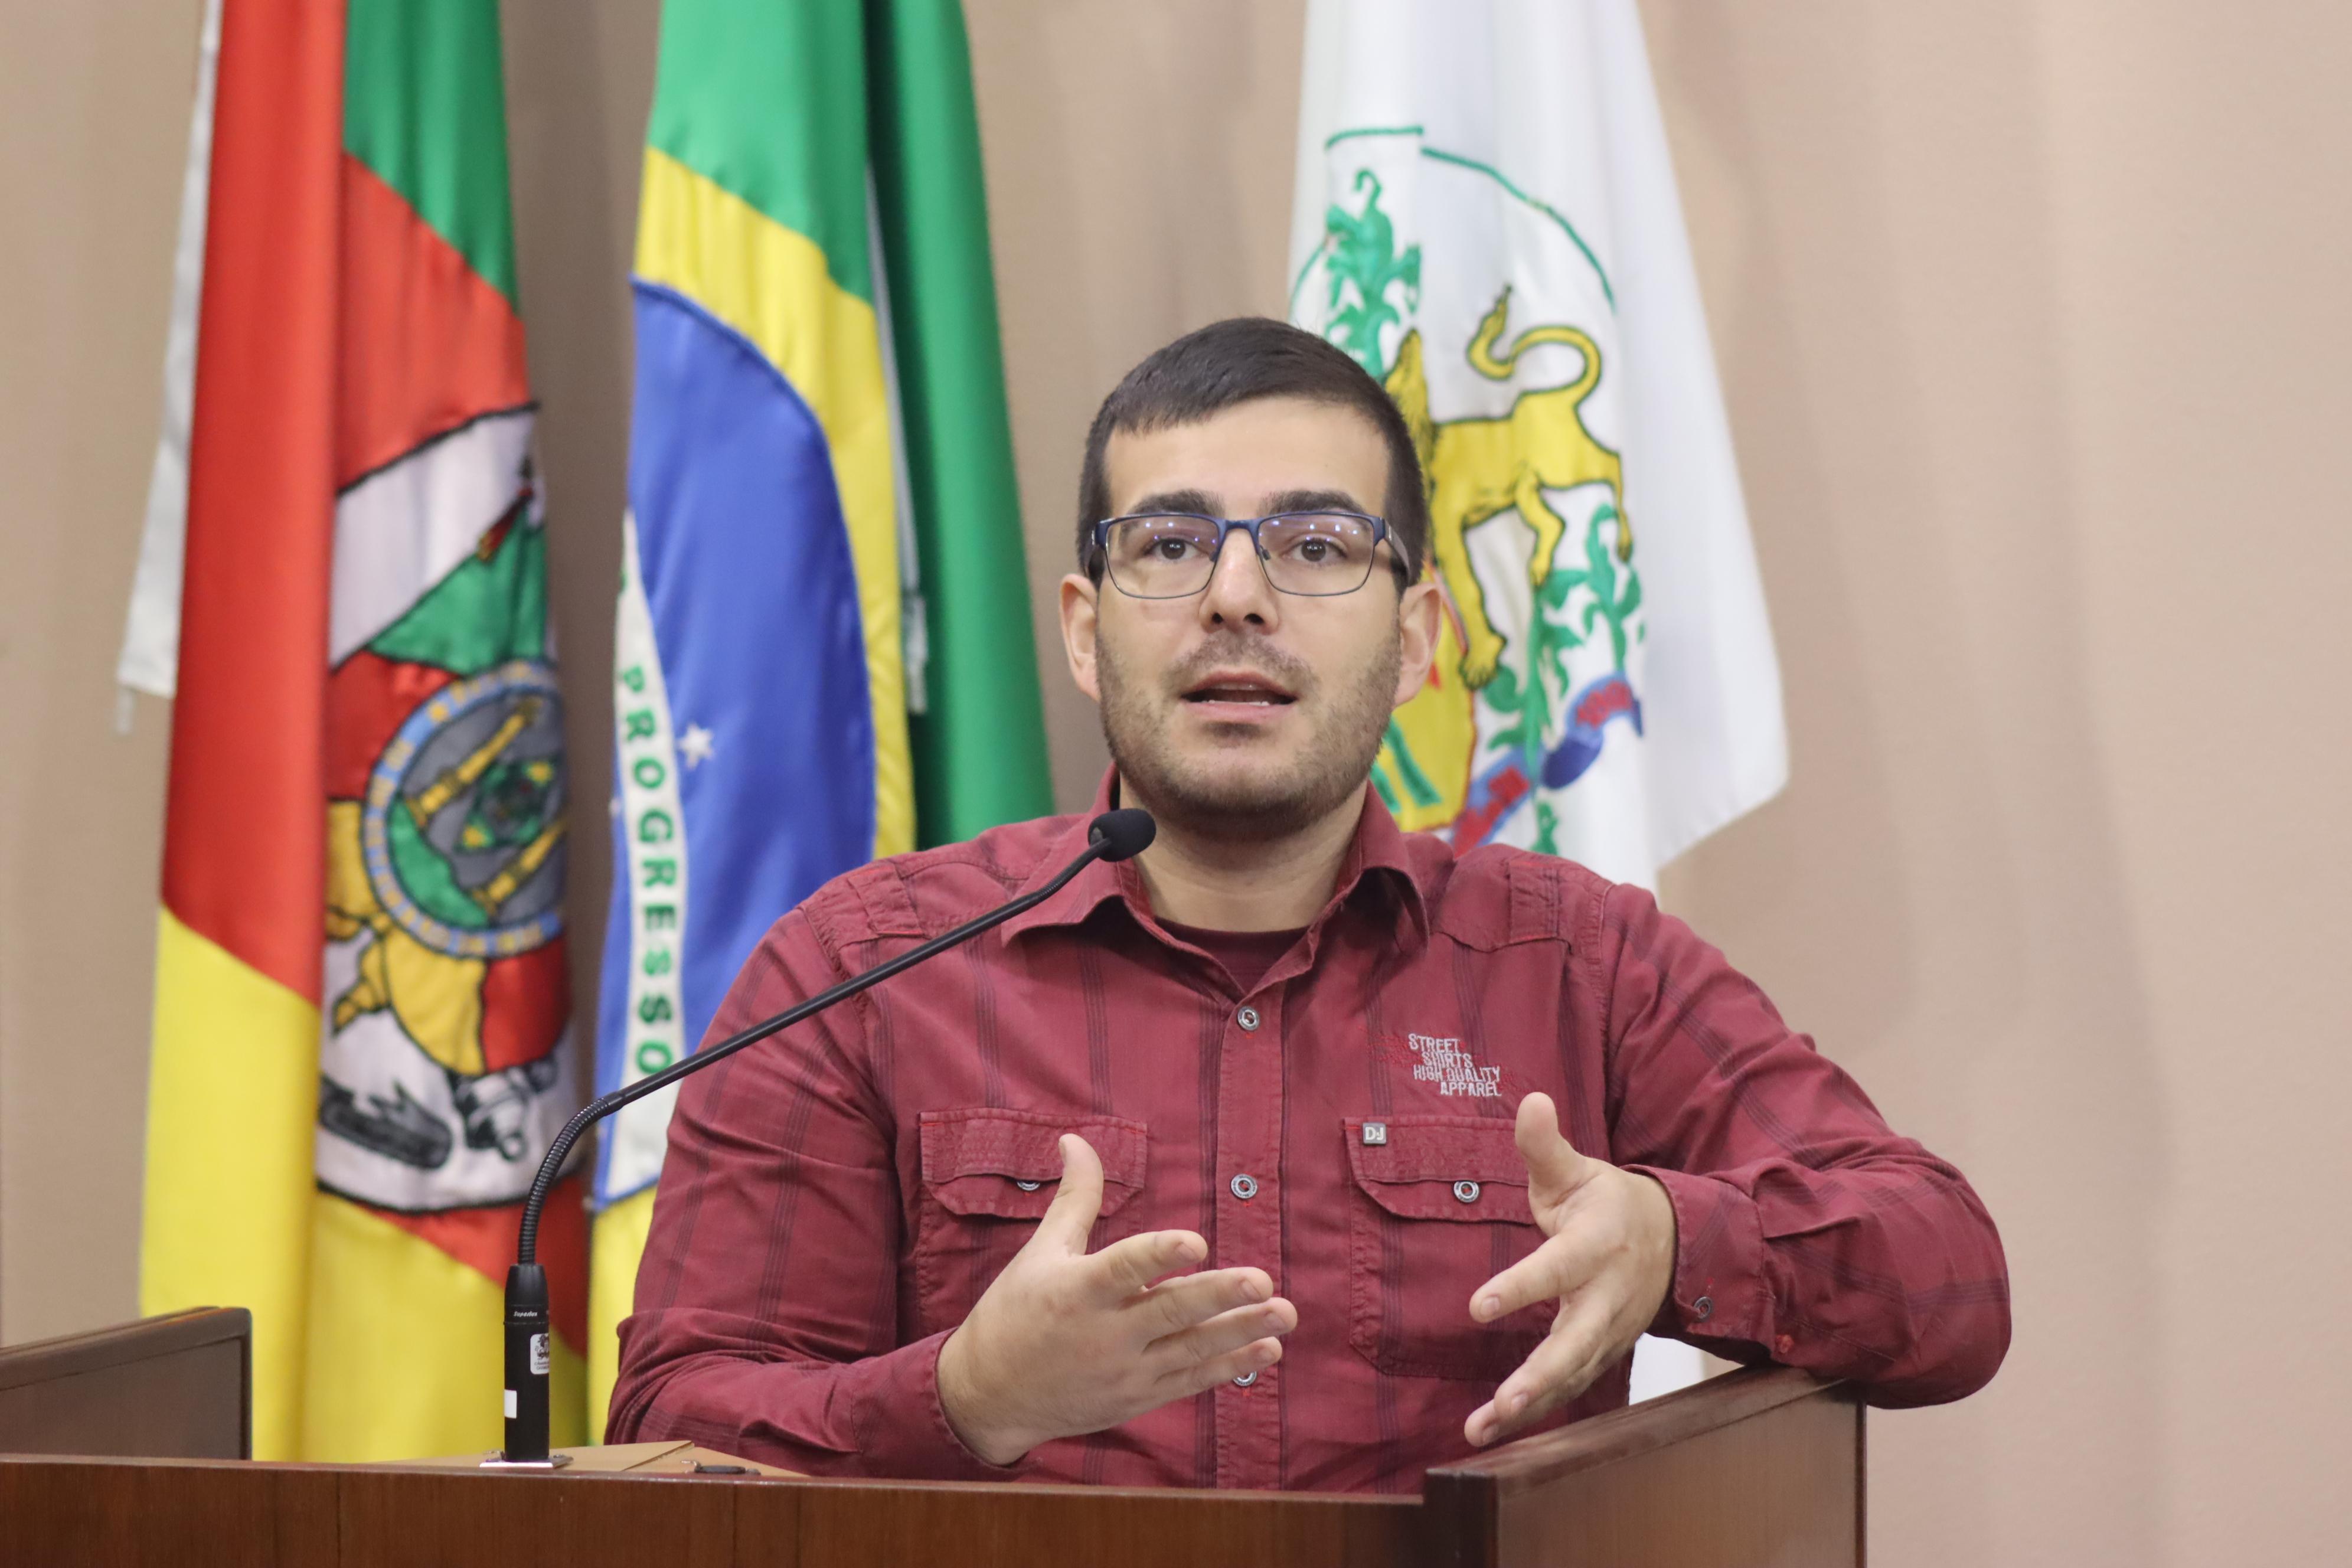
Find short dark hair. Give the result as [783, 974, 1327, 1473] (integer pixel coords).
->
[1075, 318, 1427, 587]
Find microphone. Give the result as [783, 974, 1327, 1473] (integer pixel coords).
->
[489, 808, 1156, 1465]
[1087, 805, 1155, 863]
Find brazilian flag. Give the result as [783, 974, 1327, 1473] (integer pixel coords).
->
[587, 0, 1052, 1426]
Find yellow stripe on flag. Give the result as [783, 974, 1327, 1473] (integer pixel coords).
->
[300, 1192, 584, 1462]
[585, 1186, 657, 1438]
[141, 909, 321, 1460]
[634, 146, 913, 858]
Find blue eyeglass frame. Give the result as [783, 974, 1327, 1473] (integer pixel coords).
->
[1089, 510, 1413, 598]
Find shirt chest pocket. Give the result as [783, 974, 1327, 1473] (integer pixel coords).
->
[911, 1108, 1149, 1338]
[1344, 1115, 1554, 1381]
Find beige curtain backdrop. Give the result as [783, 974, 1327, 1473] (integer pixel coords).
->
[3, 2, 2346, 1561]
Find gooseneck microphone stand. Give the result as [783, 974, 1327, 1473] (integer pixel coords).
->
[488, 808, 1157, 1466]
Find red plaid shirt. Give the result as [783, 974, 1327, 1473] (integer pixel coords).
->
[609, 779, 2008, 1491]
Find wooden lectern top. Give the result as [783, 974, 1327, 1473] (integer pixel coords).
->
[407, 1439, 799, 1478]
[0, 1355, 1861, 1567]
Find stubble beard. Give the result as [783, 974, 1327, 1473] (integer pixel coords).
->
[1096, 625, 1401, 846]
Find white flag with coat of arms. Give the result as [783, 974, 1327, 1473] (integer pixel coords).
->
[1288, 0, 1785, 892]
[1288, 0, 1787, 1397]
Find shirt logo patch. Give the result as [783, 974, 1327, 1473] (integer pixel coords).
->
[1407, 1033, 1503, 1099]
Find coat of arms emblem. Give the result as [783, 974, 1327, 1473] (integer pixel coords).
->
[1294, 142, 1647, 854]
[318, 477, 577, 1212]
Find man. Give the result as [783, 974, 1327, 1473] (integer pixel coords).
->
[608, 320, 2009, 1491]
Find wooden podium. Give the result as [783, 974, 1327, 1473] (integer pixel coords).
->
[0, 1313, 1863, 1566]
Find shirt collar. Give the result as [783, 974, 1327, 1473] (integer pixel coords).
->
[998, 770, 1135, 940]
[1328, 781, 1432, 948]
[1001, 767, 1431, 951]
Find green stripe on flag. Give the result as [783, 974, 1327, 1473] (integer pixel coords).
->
[342, 0, 519, 305]
[869, 0, 1052, 841]
[647, 0, 874, 303]
[368, 518, 548, 675]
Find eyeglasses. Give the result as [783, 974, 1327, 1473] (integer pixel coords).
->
[1092, 511, 1405, 599]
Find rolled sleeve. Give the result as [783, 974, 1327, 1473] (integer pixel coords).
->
[1629, 1164, 1773, 1348]
[608, 910, 1022, 1475]
[865, 1329, 1028, 1481]
[1596, 883, 2012, 1404]
[619, 1325, 1020, 1482]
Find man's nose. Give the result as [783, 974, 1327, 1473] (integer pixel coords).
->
[1198, 526, 1280, 628]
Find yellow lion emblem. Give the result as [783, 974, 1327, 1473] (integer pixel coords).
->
[1386, 286, 1628, 688]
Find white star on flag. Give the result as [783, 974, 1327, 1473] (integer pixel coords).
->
[678, 723, 716, 770]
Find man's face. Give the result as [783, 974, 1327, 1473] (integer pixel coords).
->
[1060, 396, 1440, 842]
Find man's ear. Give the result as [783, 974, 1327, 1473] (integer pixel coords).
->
[1060, 573, 1103, 702]
[1393, 576, 1441, 709]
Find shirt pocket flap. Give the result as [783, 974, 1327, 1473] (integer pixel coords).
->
[1343, 1115, 1534, 1224]
[919, 1108, 1149, 1220]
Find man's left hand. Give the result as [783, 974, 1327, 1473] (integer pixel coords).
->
[1464, 1091, 1679, 1448]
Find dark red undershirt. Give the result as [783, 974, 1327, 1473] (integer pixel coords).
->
[1159, 920, 1308, 995]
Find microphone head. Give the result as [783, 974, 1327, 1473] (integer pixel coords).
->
[1087, 808, 1157, 863]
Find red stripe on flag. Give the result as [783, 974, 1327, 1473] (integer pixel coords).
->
[338, 154, 531, 490]
[324, 650, 456, 802]
[162, 0, 347, 1003]
[481, 936, 569, 1074]
[384, 1174, 590, 1350]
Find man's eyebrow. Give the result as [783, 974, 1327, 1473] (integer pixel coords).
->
[1114, 486, 1372, 519]
[1120, 488, 1218, 517]
[1264, 488, 1370, 515]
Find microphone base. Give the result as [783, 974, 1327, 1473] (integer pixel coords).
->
[479, 1451, 575, 1469]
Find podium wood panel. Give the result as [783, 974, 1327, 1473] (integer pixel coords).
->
[337, 1466, 741, 1568]
[0, 1306, 250, 1459]
[1424, 1365, 1864, 1567]
[0, 1365, 1858, 1567]
[771, 1479, 1425, 1567]
[0, 1459, 338, 1568]
[0, 1458, 1425, 1568]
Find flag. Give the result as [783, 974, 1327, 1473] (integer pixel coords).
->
[1288, 0, 1785, 892]
[116, 0, 218, 705]
[132, 0, 585, 1459]
[589, 0, 1050, 1426]
[1288, 0, 1787, 1400]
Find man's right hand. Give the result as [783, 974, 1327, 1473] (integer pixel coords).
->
[935, 1133, 1296, 1466]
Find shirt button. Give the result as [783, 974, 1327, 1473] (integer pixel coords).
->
[1232, 1370, 1259, 1388]
[1693, 1295, 1714, 1322]
[1230, 1173, 1259, 1201]
[1452, 1180, 1481, 1204]
[1236, 1005, 1262, 1032]
[1014, 1180, 1041, 1193]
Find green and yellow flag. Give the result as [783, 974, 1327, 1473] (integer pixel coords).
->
[587, 0, 1050, 1429]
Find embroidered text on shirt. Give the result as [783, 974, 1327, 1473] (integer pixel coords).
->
[1408, 1033, 1503, 1098]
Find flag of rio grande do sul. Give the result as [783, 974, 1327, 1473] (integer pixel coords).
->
[126, 0, 586, 1461]
[1288, 0, 1786, 891]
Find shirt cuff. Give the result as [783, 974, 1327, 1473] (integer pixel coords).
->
[852, 1328, 1031, 1482]
[1625, 1165, 1773, 1350]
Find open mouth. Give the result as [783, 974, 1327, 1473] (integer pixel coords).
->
[1180, 671, 1298, 708]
